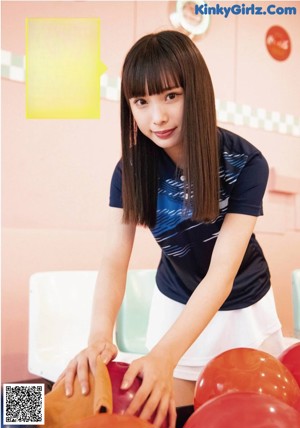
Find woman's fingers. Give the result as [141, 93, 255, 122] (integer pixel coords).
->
[167, 397, 177, 428]
[61, 353, 92, 397]
[99, 342, 118, 365]
[120, 360, 140, 391]
[77, 356, 90, 395]
[127, 382, 174, 428]
[152, 395, 176, 428]
[121, 361, 151, 415]
[55, 341, 118, 397]
[52, 369, 67, 390]
[126, 381, 154, 416]
[137, 385, 175, 428]
[86, 346, 103, 377]
[63, 358, 79, 396]
[122, 358, 175, 428]
[139, 387, 166, 422]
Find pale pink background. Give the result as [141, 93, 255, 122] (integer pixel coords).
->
[2, 1, 300, 382]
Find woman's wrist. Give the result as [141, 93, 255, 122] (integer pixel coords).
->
[149, 343, 180, 370]
[88, 330, 113, 346]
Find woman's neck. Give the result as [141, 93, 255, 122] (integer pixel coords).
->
[163, 146, 184, 169]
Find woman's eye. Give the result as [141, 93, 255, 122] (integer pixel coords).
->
[134, 98, 147, 106]
[166, 92, 181, 101]
[167, 93, 176, 100]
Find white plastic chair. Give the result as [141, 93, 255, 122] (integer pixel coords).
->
[28, 270, 156, 382]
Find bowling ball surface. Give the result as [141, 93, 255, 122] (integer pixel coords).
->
[107, 361, 168, 428]
[66, 413, 155, 428]
[107, 362, 141, 414]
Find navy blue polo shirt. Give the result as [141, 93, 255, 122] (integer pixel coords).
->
[109, 127, 271, 310]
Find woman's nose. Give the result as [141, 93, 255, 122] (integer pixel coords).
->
[152, 104, 168, 125]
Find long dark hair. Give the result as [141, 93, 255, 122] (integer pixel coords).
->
[121, 30, 219, 227]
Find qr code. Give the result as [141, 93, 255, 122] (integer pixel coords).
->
[3, 383, 45, 425]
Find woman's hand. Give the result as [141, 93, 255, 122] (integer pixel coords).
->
[121, 352, 177, 428]
[53, 339, 118, 397]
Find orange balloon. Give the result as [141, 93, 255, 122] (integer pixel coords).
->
[194, 348, 300, 410]
[66, 413, 155, 428]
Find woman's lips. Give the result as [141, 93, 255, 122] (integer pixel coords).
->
[153, 128, 176, 139]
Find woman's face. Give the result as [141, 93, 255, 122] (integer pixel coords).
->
[129, 86, 184, 165]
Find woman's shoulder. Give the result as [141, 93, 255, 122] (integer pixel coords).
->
[218, 127, 269, 189]
[218, 127, 262, 158]
[112, 158, 123, 172]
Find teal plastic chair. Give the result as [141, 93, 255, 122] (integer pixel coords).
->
[292, 269, 300, 339]
[115, 269, 157, 354]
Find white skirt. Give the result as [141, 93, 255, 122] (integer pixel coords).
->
[145, 286, 284, 380]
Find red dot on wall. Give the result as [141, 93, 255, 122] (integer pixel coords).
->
[265, 25, 291, 61]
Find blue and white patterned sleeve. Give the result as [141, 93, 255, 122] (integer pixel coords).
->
[227, 151, 269, 216]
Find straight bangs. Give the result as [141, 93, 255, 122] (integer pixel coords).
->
[122, 39, 183, 101]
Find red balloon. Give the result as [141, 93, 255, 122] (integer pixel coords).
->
[184, 392, 300, 428]
[279, 343, 300, 387]
[66, 413, 155, 428]
[194, 348, 300, 410]
[107, 361, 168, 427]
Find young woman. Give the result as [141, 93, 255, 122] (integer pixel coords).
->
[58, 31, 284, 428]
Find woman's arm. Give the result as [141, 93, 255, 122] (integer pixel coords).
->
[88, 207, 137, 347]
[123, 213, 258, 427]
[58, 207, 136, 396]
[151, 212, 258, 364]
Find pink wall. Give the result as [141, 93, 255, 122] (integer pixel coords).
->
[2, 1, 300, 382]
